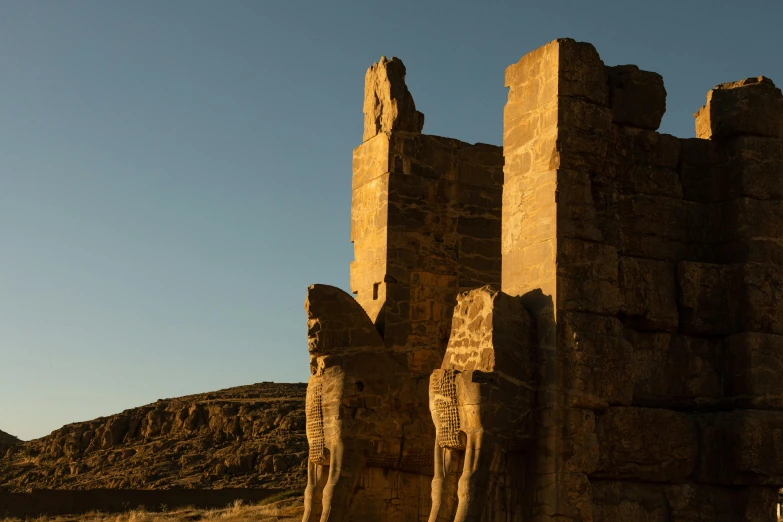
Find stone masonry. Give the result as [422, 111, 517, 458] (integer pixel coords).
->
[304, 39, 783, 521]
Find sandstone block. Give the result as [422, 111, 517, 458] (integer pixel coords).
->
[607, 64, 667, 130]
[556, 169, 603, 242]
[618, 257, 678, 331]
[559, 312, 633, 409]
[352, 133, 391, 189]
[695, 77, 783, 140]
[455, 143, 504, 188]
[592, 481, 778, 522]
[738, 262, 783, 335]
[677, 261, 739, 335]
[565, 408, 599, 475]
[609, 125, 681, 169]
[502, 168, 557, 254]
[699, 410, 783, 485]
[557, 238, 621, 315]
[505, 38, 608, 106]
[594, 407, 698, 482]
[557, 96, 612, 171]
[617, 194, 689, 261]
[725, 332, 783, 409]
[627, 330, 721, 408]
[681, 136, 783, 203]
[556, 38, 609, 106]
[615, 163, 682, 199]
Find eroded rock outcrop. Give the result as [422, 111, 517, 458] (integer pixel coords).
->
[0, 430, 21, 458]
[0, 383, 308, 493]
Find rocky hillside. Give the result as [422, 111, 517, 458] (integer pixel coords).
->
[0, 382, 308, 493]
[0, 429, 21, 456]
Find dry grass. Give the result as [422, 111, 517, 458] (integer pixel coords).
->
[0, 495, 304, 522]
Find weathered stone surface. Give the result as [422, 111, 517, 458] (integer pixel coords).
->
[677, 261, 739, 335]
[559, 312, 634, 409]
[0, 430, 20, 459]
[607, 65, 666, 130]
[738, 262, 783, 335]
[699, 410, 783, 486]
[429, 286, 535, 521]
[592, 481, 778, 522]
[303, 284, 430, 522]
[0, 383, 309, 493]
[311, 41, 783, 522]
[725, 332, 783, 409]
[627, 330, 722, 408]
[363, 56, 424, 142]
[695, 76, 783, 140]
[681, 135, 783, 203]
[618, 193, 689, 261]
[618, 257, 678, 331]
[594, 407, 698, 482]
[557, 239, 620, 315]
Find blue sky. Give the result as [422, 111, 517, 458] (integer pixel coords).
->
[1, 1, 781, 440]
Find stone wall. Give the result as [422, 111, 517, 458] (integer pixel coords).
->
[503, 38, 783, 521]
[304, 39, 783, 521]
[304, 57, 505, 522]
[351, 57, 504, 377]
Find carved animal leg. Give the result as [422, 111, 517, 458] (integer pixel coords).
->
[454, 430, 497, 522]
[319, 439, 367, 522]
[303, 460, 329, 522]
[429, 445, 464, 522]
[429, 443, 448, 522]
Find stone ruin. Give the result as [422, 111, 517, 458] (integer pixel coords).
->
[301, 39, 783, 521]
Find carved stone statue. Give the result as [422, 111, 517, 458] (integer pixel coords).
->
[302, 284, 427, 522]
[428, 286, 535, 522]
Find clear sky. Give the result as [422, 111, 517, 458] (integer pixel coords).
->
[1, 0, 781, 441]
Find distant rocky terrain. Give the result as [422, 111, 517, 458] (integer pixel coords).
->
[0, 430, 21, 456]
[0, 383, 307, 493]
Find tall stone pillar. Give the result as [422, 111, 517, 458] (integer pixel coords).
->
[503, 39, 618, 521]
[304, 56, 505, 521]
[504, 39, 783, 521]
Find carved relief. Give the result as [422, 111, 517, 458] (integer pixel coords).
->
[428, 287, 535, 522]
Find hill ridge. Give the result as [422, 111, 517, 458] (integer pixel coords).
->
[0, 382, 308, 493]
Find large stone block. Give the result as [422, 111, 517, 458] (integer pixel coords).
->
[618, 193, 689, 261]
[502, 168, 557, 254]
[594, 407, 698, 483]
[618, 257, 678, 331]
[725, 332, 783, 409]
[627, 330, 721, 408]
[557, 169, 603, 242]
[505, 38, 608, 107]
[677, 261, 739, 336]
[738, 262, 783, 335]
[557, 39, 609, 106]
[681, 136, 783, 203]
[559, 312, 633, 409]
[455, 143, 505, 188]
[678, 262, 783, 336]
[592, 481, 778, 522]
[608, 126, 681, 169]
[501, 239, 557, 300]
[699, 410, 783, 485]
[352, 133, 391, 189]
[557, 96, 612, 172]
[695, 76, 783, 140]
[557, 238, 621, 315]
[607, 65, 667, 130]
